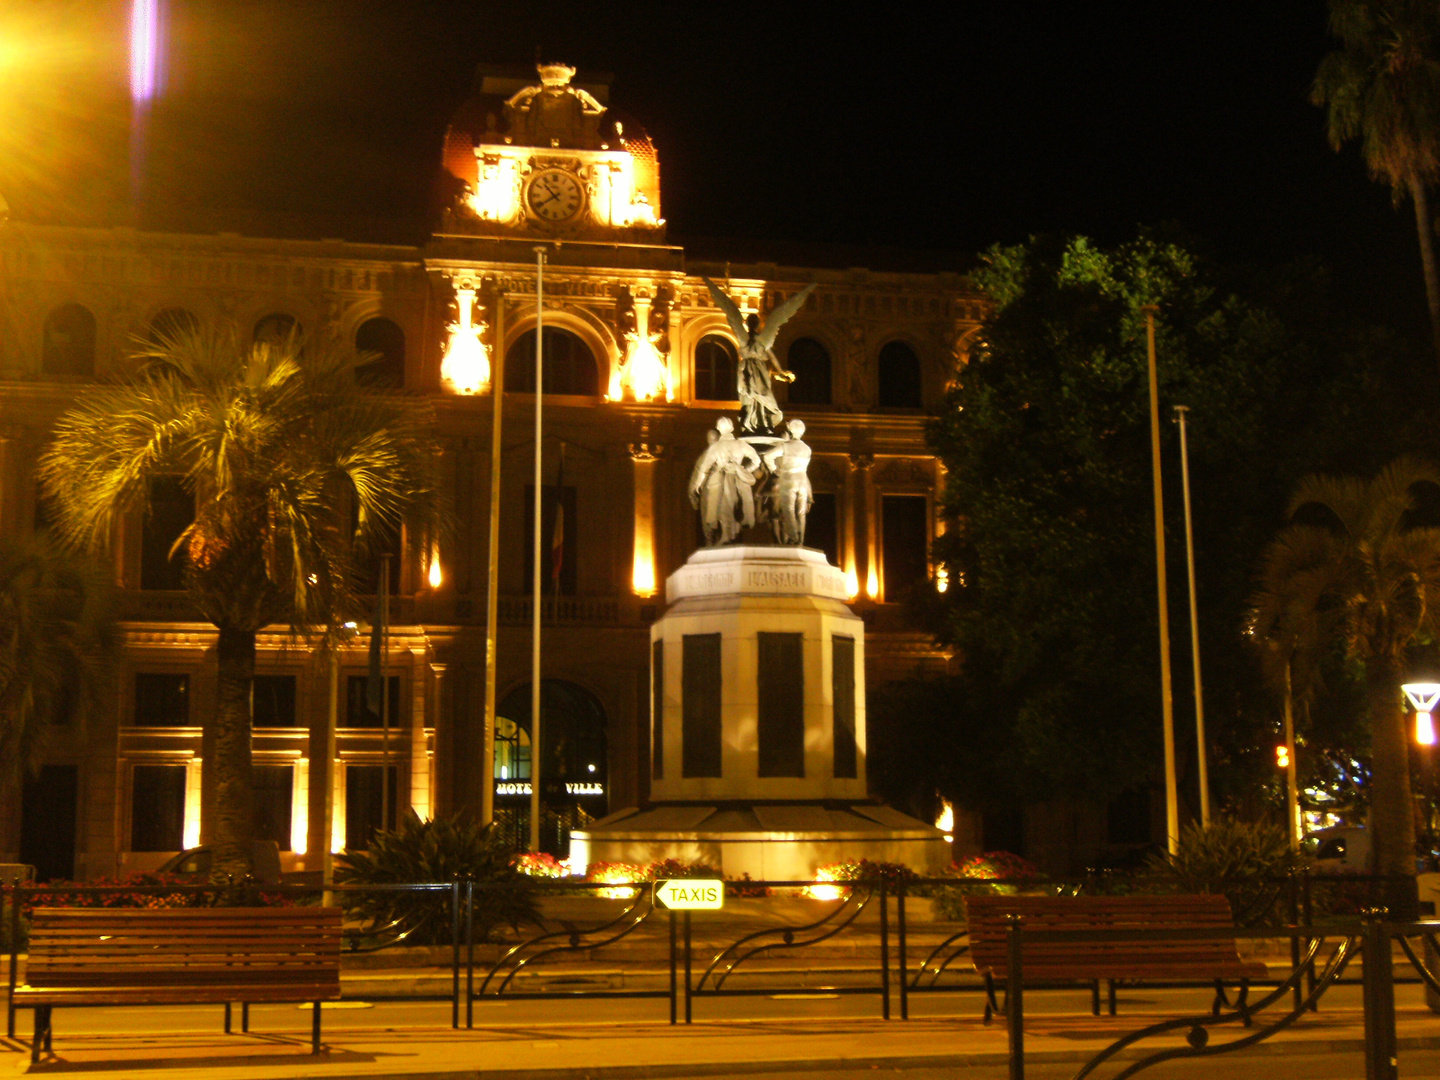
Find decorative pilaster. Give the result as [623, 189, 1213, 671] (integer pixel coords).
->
[629, 423, 664, 598]
[847, 438, 874, 601]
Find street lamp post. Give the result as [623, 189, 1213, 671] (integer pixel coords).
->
[1142, 306, 1179, 854]
[1173, 404, 1209, 827]
[1403, 678, 1440, 1013]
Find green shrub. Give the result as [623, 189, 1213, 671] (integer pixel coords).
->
[336, 811, 539, 945]
[930, 851, 1046, 919]
[1143, 818, 1298, 926]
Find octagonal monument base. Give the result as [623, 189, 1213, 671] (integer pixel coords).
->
[571, 546, 949, 879]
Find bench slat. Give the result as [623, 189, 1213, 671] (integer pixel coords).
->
[963, 894, 1263, 983]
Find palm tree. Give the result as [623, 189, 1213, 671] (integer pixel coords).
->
[39, 325, 439, 880]
[1312, 0, 1440, 370]
[0, 532, 117, 788]
[1250, 456, 1440, 914]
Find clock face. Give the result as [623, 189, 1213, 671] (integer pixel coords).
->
[526, 168, 584, 223]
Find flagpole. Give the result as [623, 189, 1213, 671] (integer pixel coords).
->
[380, 555, 391, 835]
[529, 246, 546, 854]
[482, 284, 504, 828]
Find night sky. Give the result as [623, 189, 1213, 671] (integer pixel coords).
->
[0, 1, 1424, 331]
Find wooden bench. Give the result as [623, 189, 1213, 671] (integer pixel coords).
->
[964, 894, 1269, 1022]
[12, 906, 342, 1062]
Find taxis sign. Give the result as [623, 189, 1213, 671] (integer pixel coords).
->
[653, 878, 724, 911]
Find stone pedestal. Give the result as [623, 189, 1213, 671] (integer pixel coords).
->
[571, 546, 948, 879]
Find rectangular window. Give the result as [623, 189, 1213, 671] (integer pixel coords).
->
[352, 515, 401, 597]
[345, 674, 402, 728]
[522, 484, 577, 596]
[881, 494, 929, 603]
[651, 640, 664, 780]
[252, 675, 298, 728]
[757, 632, 804, 777]
[133, 673, 190, 726]
[252, 764, 294, 850]
[345, 764, 398, 850]
[681, 633, 722, 778]
[832, 636, 857, 778]
[131, 764, 186, 851]
[140, 476, 193, 590]
[807, 492, 839, 567]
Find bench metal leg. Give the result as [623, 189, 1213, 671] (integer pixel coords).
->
[241, 1001, 249, 1033]
[1091, 980, 1100, 1016]
[224, 1001, 232, 1033]
[982, 973, 1000, 1025]
[1108, 979, 1117, 1016]
[32, 1005, 50, 1064]
[312, 1001, 322, 1054]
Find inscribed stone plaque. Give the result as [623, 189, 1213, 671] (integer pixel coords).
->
[833, 635, 857, 778]
[682, 634, 722, 778]
[758, 632, 804, 777]
[652, 640, 664, 779]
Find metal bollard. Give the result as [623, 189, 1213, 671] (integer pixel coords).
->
[1361, 912, 1398, 1080]
[1006, 914, 1024, 1080]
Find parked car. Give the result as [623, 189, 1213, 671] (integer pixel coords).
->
[156, 840, 286, 884]
[1304, 825, 1370, 872]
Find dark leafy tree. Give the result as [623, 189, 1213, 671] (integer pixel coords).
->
[1250, 457, 1440, 908]
[891, 235, 1427, 859]
[0, 532, 117, 787]
[1313, 0, 1440, 369]
[39, 325, 439, 881]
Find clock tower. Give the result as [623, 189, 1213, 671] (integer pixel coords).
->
[441, 63, 664, 240]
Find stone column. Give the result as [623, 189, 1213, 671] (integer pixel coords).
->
[628, 427, 663, 599]
[408, 648, 430, 820]
[0, 424, 27, 536]
[848, 447, 875, 601]
[305, 654, 339, 870]
[429, 663, 449, 818]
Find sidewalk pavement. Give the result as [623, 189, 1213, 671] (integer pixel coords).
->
[6, 1000, 1440, 1080]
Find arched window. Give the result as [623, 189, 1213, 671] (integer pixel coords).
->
[355, 317, 405, 389]
[786, 337, 831, 405]
[253, 313, 301, 348]
[505, 327, 599, 395]
[877, 340, 923, 408]
[41, 303, 96, 378]
[146, 308, 199, 345]
[693, 334, 737, 401]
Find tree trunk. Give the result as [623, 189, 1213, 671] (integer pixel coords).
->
[1368, 661, 1418, 919]
[211, 625, 256, 884]
[1409, 175, 1440, 375]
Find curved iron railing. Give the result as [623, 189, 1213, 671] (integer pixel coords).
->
[475, 882, 655, 996]
[1070, 932, 1348, 1080]
[695, 883, 876, 992]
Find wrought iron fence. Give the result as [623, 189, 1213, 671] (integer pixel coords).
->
[3, 868, 1438, 1078]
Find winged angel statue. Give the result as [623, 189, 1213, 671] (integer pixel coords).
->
[702, 277, 817, 435]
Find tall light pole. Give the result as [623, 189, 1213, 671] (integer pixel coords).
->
[1283, 662, 1300, 853]
[1143, 306, 1179, 854]
[482, 283, 505, 827]
[529, 246, 546, 854]
[1173, 405, 1209, 827]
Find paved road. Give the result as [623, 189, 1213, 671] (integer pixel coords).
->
[693, 1054, 1440, 1079]
[6, 979, 1438, 1079]
[4, 975, 1427, 1031]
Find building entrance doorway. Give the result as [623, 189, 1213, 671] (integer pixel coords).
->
[21, 765, 78, 882]
[494, 680, 608, 856]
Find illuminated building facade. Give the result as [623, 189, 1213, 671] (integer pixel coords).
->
[0, 64, 981, 879]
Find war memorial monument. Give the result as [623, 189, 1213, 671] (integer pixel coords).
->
[571, 281, 950, 879]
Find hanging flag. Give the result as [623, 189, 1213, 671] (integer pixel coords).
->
[550, 442, 566, 593]
[365, 559, 389, 720]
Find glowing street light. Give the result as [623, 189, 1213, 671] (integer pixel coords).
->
[1404, 682, 1440, 746]
[441, 286, 491, 395]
